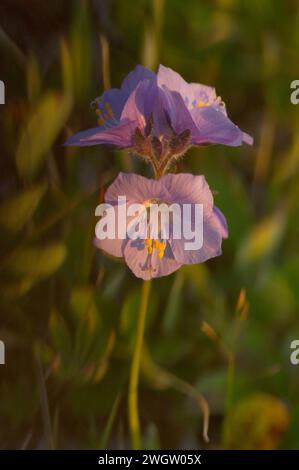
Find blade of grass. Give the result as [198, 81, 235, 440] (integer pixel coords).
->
[99, 394, 121, 449]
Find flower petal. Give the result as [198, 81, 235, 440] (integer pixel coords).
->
[189, 82, 217, 107]
[64, 119, 136, 147]
[160, 173, 214, 214]
[121, 79, 158, 132]
[124, 238, 181, 280]
[97, 87, 127, 122]
[94, 204, 125, 258]
[158, 65, 217, 111]
[157, 64, 192, 106]
[121, 65, 156, 96]
[213, 206, 229, 239]
[94, 236, 123, 258]
[242, 132, 254, 145]
[156, 86, 197, 136]
[170, 211, 223, 265]
[105, 172, 168, 205]
[190, 106, 250, 146]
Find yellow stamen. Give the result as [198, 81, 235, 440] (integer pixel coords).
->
[145, 239, 153, 253]
[96, 109, 105, 126]
[153, 240, 159, 249]
[157, 241, 166, 251]
[104, 102, 114, 118]
[145, 239, 166, 257]
[197, 100, 208, 107]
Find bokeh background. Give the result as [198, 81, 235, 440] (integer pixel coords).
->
[1, 0, 299, 450]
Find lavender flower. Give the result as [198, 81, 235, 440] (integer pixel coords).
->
[65, 65, 253, 171]
[95, 172, 228, 280]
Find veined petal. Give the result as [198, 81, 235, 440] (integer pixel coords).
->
[170, 211, 223, 265]
[105, 172, 169, 205]
[190, 106, 249, 146]
[156, 86, 197, 137]
[97, 65, 156, 123]
[64, 119, 136, 148]
[159, 173, 214, 214]
[121, 64, 156, 95]
[158, 64, 217, 110]
[189, 82, 217, 107]
[94, 236, 123, 258]
[124, 238, 181, 280]
[94, 201, 140, 258]
[157, 64, 192, 106]
[121, 79, 158, 132]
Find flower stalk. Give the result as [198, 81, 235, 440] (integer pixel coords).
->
[128, 279, 151, 449]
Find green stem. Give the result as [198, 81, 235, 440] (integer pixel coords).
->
[128, 279, 151, 450]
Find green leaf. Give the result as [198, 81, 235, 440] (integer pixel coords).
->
[99, 393, 121, 449]
[16, 91, 72, 180]
[5, 243, 67, 280]
[0, 182, 47, 233]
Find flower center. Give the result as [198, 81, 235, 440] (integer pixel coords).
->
[145, 238, 166, 258]
[142, 199, 167, 259]
[143, 198, 160, 208]
[196, 100, 209, 107]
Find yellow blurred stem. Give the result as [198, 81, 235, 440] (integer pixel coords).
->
[128, 279, 151, 450]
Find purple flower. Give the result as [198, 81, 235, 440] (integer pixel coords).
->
[95, 172, 228, 280]
[65, 64, 253, 157]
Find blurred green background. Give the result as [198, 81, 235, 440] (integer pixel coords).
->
[1, 0, 299, 450]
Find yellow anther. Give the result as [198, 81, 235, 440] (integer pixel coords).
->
[157, 241, 166, 251]
[145, 239, 153, 254]
[145, 239, 165, 257]
[197, 100, 207, 107]
[153, 240, 159, 249]
[104, 102, 114, 118]
[96, 109, 105, 126]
